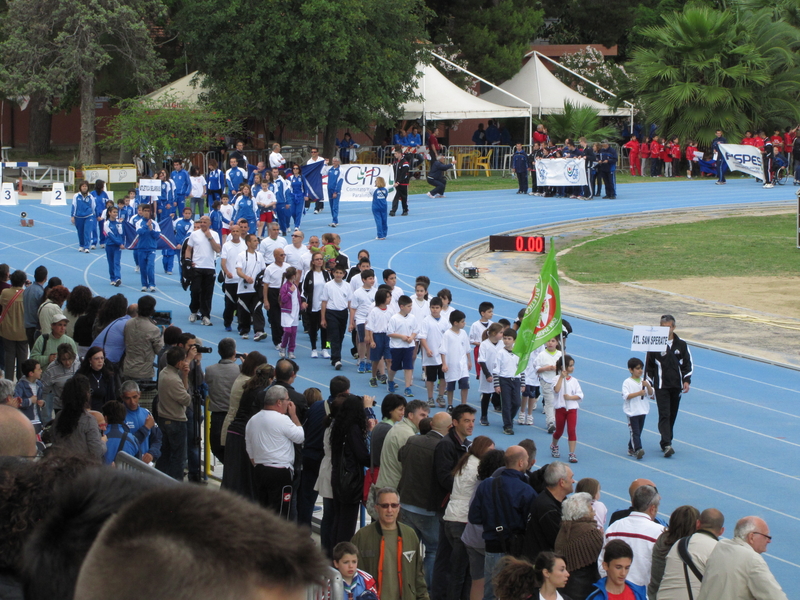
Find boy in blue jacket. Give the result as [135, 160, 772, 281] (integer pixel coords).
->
[226, 158, 247, 196]
[103, 206, 125, 287]
[327, 157, 343, 226]
[587, 540, 647, 600]
[174, 206, 195, 281]
[171, 159, 191, 211]
[512, 143, 529, 194]
[102, 400, 140, 465]
[135, 204, 161, 292]
[15, 359, 43, 430]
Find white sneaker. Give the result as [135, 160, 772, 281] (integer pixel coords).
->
[90, 245, 96, 250]
[189, 314, 197, 323]
[278, 347, 286, 357]
[134, 266, 140, 272]
[148, 286, 157, 292]
[241, 333, 249, 339]
[314, 210, 320, 214]
[141, 286, 147, 292]
[311, 350, 318, 358]
[763, 183, 774, 188]
[322, 350, 330, 359]
[517, 412, 526, 425]
[526, 414, 534, 425]
[82, 248, 90, 253]
[202, 317, 212, 326]
[288, 352, 296, 359]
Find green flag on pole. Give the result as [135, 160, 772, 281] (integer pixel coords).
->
[513, 240, 562, 375]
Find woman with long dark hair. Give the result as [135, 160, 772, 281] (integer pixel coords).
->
[493, 552, 571, 600]
[315, 392, 347, 557]
[301, 251, 330, 358]
[76, 346, 119, 411]
[73, 296, 105, 355]
[64, 285, 92, 338]
[92, 293, 127, 337]
[330, 394, 374, 546]
[221, 362, 275, 498]
[51, 374, 106, 461]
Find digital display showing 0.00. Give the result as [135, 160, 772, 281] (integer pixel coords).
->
[488, 235, 546, 253]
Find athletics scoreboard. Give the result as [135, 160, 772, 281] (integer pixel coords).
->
[489, 235, 546, 253]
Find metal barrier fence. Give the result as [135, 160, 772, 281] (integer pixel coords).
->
[115, 451, 180, 484]
[308, 567, 343, 600]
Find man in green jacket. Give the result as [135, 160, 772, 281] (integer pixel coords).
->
[351, 487, 429, 600]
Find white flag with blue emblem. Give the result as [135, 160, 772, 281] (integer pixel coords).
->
[718, 144, 763, 179]
[535, 158, 588, 186]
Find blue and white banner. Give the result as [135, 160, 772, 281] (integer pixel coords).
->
[339, 164, 397, 203]
[718, 144, 763, 179]
[123, 217, 179, 251]
[300, 160, 325, 201]
[535, 158, 588, 186]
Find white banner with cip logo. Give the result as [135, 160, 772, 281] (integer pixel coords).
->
[535, 158, 588, 186]
[718, 144, 763, 179]
[339, 164, 397, 203]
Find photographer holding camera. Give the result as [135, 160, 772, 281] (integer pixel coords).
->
[122, 295, 164, 383]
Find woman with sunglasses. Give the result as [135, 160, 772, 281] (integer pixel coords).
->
[287, 164, 308, 231]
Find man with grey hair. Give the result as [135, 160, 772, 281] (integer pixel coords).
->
[205, 338, 242, 463]
[524, 461, 574, 560]
[645, 313, 693, 458]
[245, 384, 304, 517]
[697, 516, 787, 600]
[121, 379, 162, 465]
[599, 484, 664, 586]
[0, 401, 37, 457]
[659, 508, 725, 600]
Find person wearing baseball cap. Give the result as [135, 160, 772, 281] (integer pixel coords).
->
[29, 313, 78, 369]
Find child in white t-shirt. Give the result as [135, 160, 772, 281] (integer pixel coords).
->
[387, 296, 418, 398]
[477, 323, 504, 426]
[622, 357, 653, 460]
[550, 354, 583, 464]
[520, 345, 543, 426]
[349, 269, 377, 374]
[418, 297, 448, 408]
[533, 337, 562, 434]
[439, 309, 471, 412]
[366, 288, 392, 387]
[469, 301, 494, 378]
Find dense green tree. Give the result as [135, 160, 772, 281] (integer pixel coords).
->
[425, 0, 543, 83]
[0, 0, 165, 165]
[627, 5, 800, 144]
[176, 0, 430, 158]
[537, 0, 639, 48]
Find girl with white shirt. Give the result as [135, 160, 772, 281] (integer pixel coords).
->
[189, 166, 207, 218]
[493, 553, 571, 600]
[550, 354, 583, 464]
[301, 252, 331, 358]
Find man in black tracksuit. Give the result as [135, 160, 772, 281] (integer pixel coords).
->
[391, 146, 411, 216]
[645, 314, 693, 458]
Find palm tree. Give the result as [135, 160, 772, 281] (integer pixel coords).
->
[542, 101, 617, 142]
[628, 5, 800, 145]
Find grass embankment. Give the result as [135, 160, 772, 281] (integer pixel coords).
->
[560, 214, 798, 284]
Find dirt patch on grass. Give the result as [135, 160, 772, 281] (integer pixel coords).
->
[458, 202, 800, 368]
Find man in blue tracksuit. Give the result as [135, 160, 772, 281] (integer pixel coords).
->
[512, 143, 529, 194]
[173, 206, 195, 282]
[271, 168, 292, 235]
[171, 160, 191, 212]
[136, 204, 162, 291]
[711, 129, 728, 184]
[103, 206, 125, 286]
[597, 142, 618, 199]
[226, 159, 247, 196]
[327, 157, 343, 226]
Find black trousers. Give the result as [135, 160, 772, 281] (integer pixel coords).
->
[516, 171, 528, 193]
[238, 291, 265, 335]
[297, 456, 321, 526]
[189, 268, 215, 318]
[267, 287, 283, 344]
[209, 411, 226, 463]
[599, 169, 615, 197]
[252, 464, 293, 517]
[325, 309, 348, 364]
[391, 185, 408, 213]
[308, 310, 328, 350]
[655, 387, 682, 449]
[222, 282, 239, 328]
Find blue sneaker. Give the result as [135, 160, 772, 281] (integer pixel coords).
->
[357, 361, 366, 374]
[225, 326, 232, 332]
[404, 387, 414, 398]
[388, 381, 397, 394]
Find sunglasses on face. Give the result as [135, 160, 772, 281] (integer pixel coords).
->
[377, 503, 400, 509]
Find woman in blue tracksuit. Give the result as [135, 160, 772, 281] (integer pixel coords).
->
[90, 179, 110, 248]
[136, 204, 161, 291]
[103, 206, 125, 286]
[271, 171, 292, 235]
[231, 184, 257, 235]
[327, 157, 343, 226]
[155, 170, 178, 273]
[287, 164, 308, 231]
[71, 181, 94, 253]
[338, 133, 355, 164]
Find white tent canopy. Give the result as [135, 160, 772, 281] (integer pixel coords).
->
[403, 63, 530, 121]
[144, 71, 206, 107]
[480, 54, 620, 117]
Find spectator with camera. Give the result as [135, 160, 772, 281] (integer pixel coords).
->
[122, 295, 164, 383]
[155, 344, 197, 480]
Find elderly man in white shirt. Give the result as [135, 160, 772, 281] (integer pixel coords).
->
[284, 229, 312, 278]
[259, 222, 287, 266]
[264, 247, 289, 349]
[186, 215, 221, 326]
[245, 385, 304, 518]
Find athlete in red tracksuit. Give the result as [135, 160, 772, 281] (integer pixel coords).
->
[623, 137, 640, 176]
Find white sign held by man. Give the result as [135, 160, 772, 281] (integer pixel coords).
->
[338, 164, 397, 203]
[631, 325, 671, 352]
[138, 179, 162, 197]
[718, 144, 763, 179]
[535, 158, 588, 187]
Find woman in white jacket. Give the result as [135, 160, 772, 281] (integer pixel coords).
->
[444, 435, 495, 600]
